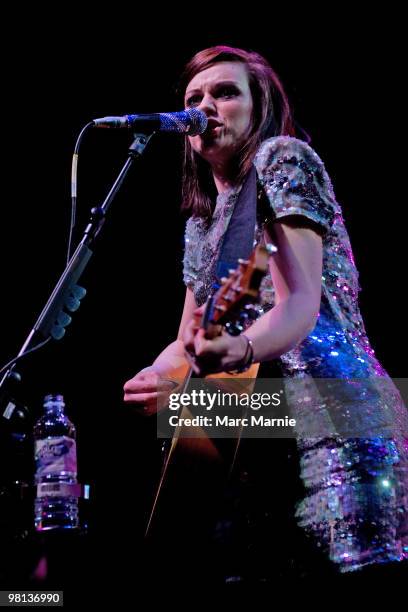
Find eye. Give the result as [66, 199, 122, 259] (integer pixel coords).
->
[216, 85, 239, 99]
[185, 94, 202, 108]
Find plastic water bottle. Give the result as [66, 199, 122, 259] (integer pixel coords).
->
[34, 394, 79, 531]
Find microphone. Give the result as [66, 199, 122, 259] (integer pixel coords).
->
[92, 108, 208, 136]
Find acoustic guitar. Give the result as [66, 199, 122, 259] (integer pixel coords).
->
[146, 243, 276, 538]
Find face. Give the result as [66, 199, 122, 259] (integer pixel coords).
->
[184, 62, 253, 168]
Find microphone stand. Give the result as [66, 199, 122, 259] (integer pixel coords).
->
[0, 131, 154, 417]
[0, 131, 155, 571]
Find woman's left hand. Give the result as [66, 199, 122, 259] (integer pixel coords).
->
[183, 305, 249, 375]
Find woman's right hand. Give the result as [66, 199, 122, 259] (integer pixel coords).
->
[123, 368, 177, 416]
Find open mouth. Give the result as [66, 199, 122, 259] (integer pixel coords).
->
[204, 121, 223, 136]
[206, 119, 223, 130]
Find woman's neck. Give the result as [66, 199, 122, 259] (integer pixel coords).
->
[211, 161, 239, 194]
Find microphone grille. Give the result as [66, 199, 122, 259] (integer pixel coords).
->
[185, 108, 208, 136]
[159, 108, 208, 135]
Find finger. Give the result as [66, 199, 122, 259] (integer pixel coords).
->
[190, 361, 201, 375]
[123, 391, 159, 404]
[123, 380, 159, 393]
[184, 328, 199, 355]
[193, 304, 206, 316]
[184, 349, 198, 370]
[183, 319, 200, 343]
[194, 328, 211, 356]
[157, 380, 179, 392]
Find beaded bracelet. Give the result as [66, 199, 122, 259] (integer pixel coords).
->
[226, 335, 254, 375]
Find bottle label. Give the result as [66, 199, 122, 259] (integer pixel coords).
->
[36, 482, 81, 498]
[35, 436, 77, 478]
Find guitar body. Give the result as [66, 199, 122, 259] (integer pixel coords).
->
[146, 364, 260, 539]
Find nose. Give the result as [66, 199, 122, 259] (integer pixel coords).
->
[198, 93, 217, 116]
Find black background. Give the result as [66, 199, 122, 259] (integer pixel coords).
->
[0, 11, 406, 599]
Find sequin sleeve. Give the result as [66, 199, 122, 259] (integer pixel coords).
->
[182, 216, 199, 289]
[254, 136, 336, 236]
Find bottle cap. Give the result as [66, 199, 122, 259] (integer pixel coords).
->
[44, 394, 65, 405]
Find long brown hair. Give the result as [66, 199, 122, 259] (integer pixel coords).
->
[178, 46, 295, 220]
